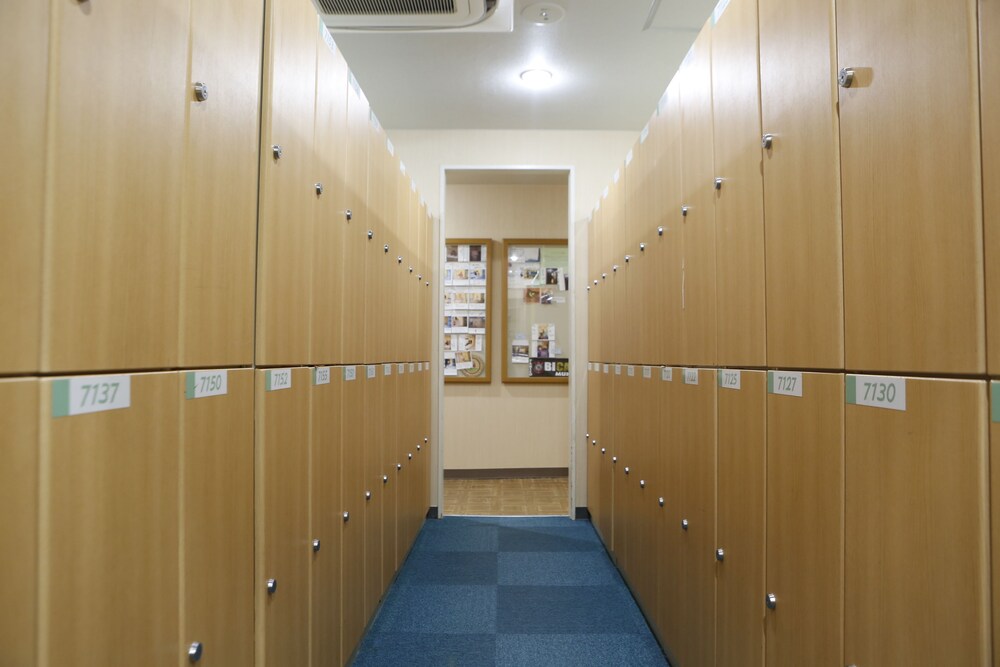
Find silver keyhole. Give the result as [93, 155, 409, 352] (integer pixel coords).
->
[612, 456, 618, 463]
[657, 226, 664, 236]
[315, 182, 323, 196]
[838, 67, 856, 88]
[681, 205, 689, 217]
[397, 256, 403, 264]
[342, 511, 350, 522]
[193, 82, 209, 102]
[716, 548, 725, 562]
[715, 177, 723, 190]
[312, 539, 321, 553]
[639, 480, 645, 488]
[272, 144, 282, 160]
[266, 579, 277, 594]
[762, 134, 774, 150]
[601, 448, 606, 454]
[658, 497, 664, 507]
[383, 475, 389, 484]
[365, 491, 372, 500]
[766, 593, 777, 610]
[624, 466, 630, 475]
[346, 209, 353, 221]
[384, 244, 389, 253]
[681, 519, 689, 530]
[640, 243, 646, 251]
[188, 641, 204, 663]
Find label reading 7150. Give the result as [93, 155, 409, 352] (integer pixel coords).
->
[187, 370, 228, 399]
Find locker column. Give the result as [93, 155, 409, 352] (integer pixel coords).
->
[982, 0, 1000, 374]
[340, 366, 366, 657]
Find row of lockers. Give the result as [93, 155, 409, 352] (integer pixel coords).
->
[586, 364, 999, 666]
[0, 0, 434, 375]
[0, 363, 432, 667]
[587, 0, 999, 375]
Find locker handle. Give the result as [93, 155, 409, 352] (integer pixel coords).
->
[658, 497, 664, 508]
[312, 539, 321, 553]
[346, 209, 354, 221]
[424, 437, 429, 443]
[681, 205, 689, 217]
[384, 244, 390, 253]
[600, 448, 606, 454]
[657, 226, 664, 236]
[271, 144, 282, 160]
[593, 280, 598, 286]
[639, 480, 645, 488]
[585, 432, 590, 439]
[612, 265, 618, 272]
[409, 266, 413, 273]
[714, 177, 723, 190]
[611, 456, 617, 463]
[716, 548, 725, 562]
[408, 453, 413, 460]
[188, 642, 204, 663]
[681, 519, 689, 530]
[591, 439, 597, 447]
[342, 511, 350, 522]
[623, 466, 630, 475]
[601, 273, 607, 280]
[417, 444, 421, 451]
[761, 134, 773, 150]
[838, 67, 855, 88]
[315, 182, 324, 196]
[639, 243, 646, 252]
[624, 255, 631, 263]
[365, 491, 372, 500]
[266, 579, 278, 595]
[193, 82, 208, 102]
[766, 593, 777, 610]
[383, 475, 389, 484]
[396, 463, 402, 471]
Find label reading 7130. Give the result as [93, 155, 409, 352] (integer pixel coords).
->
[847, 375, 906, 412]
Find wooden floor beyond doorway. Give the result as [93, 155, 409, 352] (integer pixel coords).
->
[444, 477, 569, 516]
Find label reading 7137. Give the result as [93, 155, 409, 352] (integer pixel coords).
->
[53, 375, 132, 417]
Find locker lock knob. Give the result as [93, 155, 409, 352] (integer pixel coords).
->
[383, 475, 389, 484]
[681, 206, 689, 217]
[396, 463, 402, 471]
[612, 265, 618, 272]
[418, 275, 423, 281]
[657, 226, 664, 236]
[345, 209, 353, 221]
[193, 82, 209, 102]
[384, 244, 390, 253]
[593, 280, 599, 286]
[408, 453, 413, 460]
[266, 579, 278, 595]
[601, 273, 607, 280]
[761, 134, 774, 150]
[714, 177, 723, 190]
[639, 480, 645, 488]
[591, 439, 597, 447]
[716, 548, 725, 562]
[342, 511, 350, 522]
[601, 448, 606, 454]
[315, 182, 324, 196]
[612, 456, 618, 463]
[365, 491, 372, 501]
[639, 243, 646, 252]
[312, 539, 321, 553]
[838, 67, 856, 88]
[425, 282, 430, 287]
[272, 144, 283, 160]
[409, 266, 413, 273]
[624, 466, 630, 475]
[424, 437, 429, 443]
[658, 497, 664, 508]
[624, 255, 631, 263]
[681, 519, 689, 530]
[586, 286, 591, 292]
[417, 444, 421, 451]
[397, 256, 403, 264]
[766, 593, 777, 610]
[188, 641, 204, 663]
[367, 230, 374, 240]
[585, 432, 590, 439]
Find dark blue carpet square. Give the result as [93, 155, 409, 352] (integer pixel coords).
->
[352, 633, 496, 667]
[396, 551, 498, 585]
[498, 552, 619, 586]
[414, 522, 499, 553]
[498, 526, 603, 552]
[496, 633, 668, 667]
[374, 584, 497, 634]
[497, 586, 647, 634]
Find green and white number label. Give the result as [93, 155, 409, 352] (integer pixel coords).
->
[847, 375, 906, 412]
[627, 365, 635, 377]
[643, 366, 653, 380]
[53, 375, 131, 417]
[366, 365, 376, 380]
[313, 367, 331, 386]
[683, 368, 699, 385]
[410, 363, 416, 373]
[603, 364, 610, 374]
[186, 370, 228, 399]
[399, 363, 406, 374]
[266, 368, 292, 392]
[384, 364, 392, 376]
[344, 366, 357, 382]
[719, 369, 741, 391]
[661, 367, 673, 382]
[992, 382, 999, 423]
[615, 364, 622, 376]
[768, 371, 802, 397]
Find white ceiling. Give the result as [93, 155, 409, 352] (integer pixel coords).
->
[329, 0, 719, 131]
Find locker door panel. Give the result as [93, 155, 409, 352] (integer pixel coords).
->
[181, 369, 254, 666]
[655, 369, 683, 657]
[340, 367, 366, 657]
[982, 0, 1000, 375]
[587, 369, 601, 522]
[254, 368, 310, 667]
[845, 378, 989, 665]
[363, 366, 383, 618]
[180, 0, 263, 367]
[45, 1, 188, 372]
[759, 0, 844, 369]
[652, 81, 684, 365]
[679, 26, 718, 367]
[0, 379, 38, 666]
[343, 84, 370, 363]
[382, 368, 399, 588]
[596, 365, 614, 546]
[991, 381, 1000, 663]
[0, 1, 45, 373]
[611, 369, 627, 564]
[766, 372, 844, 667]
[256, 0, 316, 365]
[840, 1, 983, 374]
[310, 368, 344, 666]
[312, 32, 350, 365]
[712, 0, 766, 367]
[633, 368, 660, 621]
[42, 372, 180, 666]
[717, 370, 766, 667]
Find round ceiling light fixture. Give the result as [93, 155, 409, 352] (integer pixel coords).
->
[520, 68, 554, 86]
[521, 3, 566, 26]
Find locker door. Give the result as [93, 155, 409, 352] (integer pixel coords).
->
[840, 1, 983, 374]
[587, 367, 602, 522]
[0, 1, 45, 373]
[765, 372, 843, 667]
[310, 366, 343, 666]
[991, 381, 1000, 663]
[608, 169, 626, 364]
[633, 366, 660, 621]
[181, 369, 254, 667]
[364, 130, 388, 364]
[340, 366, 366, 657]
[845, 377, 989, 664]
[0, 379, 38, 666]
[982, 0, 1000, 375]
[44, 0, 188, 372]
[312, 32, 350, 366]
[254, 367, 310, 667]
[180, 0, 263, 368]
[42, 372, 180, 666]
[382, 366, 400, 586]
[363, 365, 384, 618]
[759, 0, 844, 369]
[622, 147, 639, 358]
[634, 125, 657, 363]
[596, 364, 614, 546]
[655, 368, 683, 658]
[716, 370, 766, 667]
[712, 0, 766, 368]
[611, 367, 627, 564]
[343, 81, 370, 363]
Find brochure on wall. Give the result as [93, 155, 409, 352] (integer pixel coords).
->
[444, 239, 492, 383]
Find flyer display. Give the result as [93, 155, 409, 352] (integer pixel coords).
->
[444, 239, 491, 383]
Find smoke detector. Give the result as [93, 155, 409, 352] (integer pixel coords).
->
[521, 2, 565, 25]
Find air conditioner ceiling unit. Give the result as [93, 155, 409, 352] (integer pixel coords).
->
[318, 0, 498, 29]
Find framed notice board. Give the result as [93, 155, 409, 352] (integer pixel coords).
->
[443, 238, 491, 383]
[502, 238, 570, 384]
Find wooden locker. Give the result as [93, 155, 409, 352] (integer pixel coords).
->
[254, 367, 310, 667]
[634, 122, 658, 363]
[180, 0, 263, 368]
[765, 372, 843, 667]
[310, 366, 344, 666]
[44, 0, 188, 372]
[991, 381, 1000, 663]
[716, 370, 766, 667]
[42, 372, 180, 666]
[382, 366, 399, 586]
[587, 367, 602, 524]
[679, 26, 718, 367]
[312, 31, 351, 366]
[980, 0, 1000, 375]
[0, 0, 45, 373]
[631, 366, 660, 621]
[340, 366, 366, 657]
[845, 377, 990, 665]
[0, 379, 38, 666]
[363, 365, 384, 618]
[364, 129, 389, 364]
[181, 369, 254, 667]
[256, 0, 317, 366]
[612, 368, 628, 564]
[343, 80, 370, 363]
[608, 169, 627, 364]
[711, 0, 767, 368]
[596, 364, 614, 546]
[623, 145, 640, 358]
[840, 1, 984, 374]
[655, 367, 683, 658]
[759, 0, 844, 370]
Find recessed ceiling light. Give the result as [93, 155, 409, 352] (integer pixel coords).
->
[522, 3, 566, 25]
[520, 68, 553, 86]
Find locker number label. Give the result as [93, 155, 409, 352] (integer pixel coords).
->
[719, 370, 741, 391]
[366, 365, 376, 380]
[399, 363, 406, 374]
[627, 365, 635, 377]
[603, 364, 610, 374]
[615, 364, 622, 376]
[768, 371, 802, 397]
[643, 366, 653, 380]
[847, 375, 906, 412]
[383, 364, 392, 376]
[683, 368, 699, 385]
[313, 367, 331, 386]
[266, 369, 292, 392]
[661, 367, 673, 382]
[992, 382, 999, 423]
[186, 370, 228, 399]
[53, 375, 131, 417]
[344, 366, 357, 382]
[409, 363, 416, 373]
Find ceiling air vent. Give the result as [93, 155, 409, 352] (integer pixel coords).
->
[319, 0, 497, 29]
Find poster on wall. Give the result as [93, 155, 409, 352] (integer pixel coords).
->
[444, 239, 492, 383]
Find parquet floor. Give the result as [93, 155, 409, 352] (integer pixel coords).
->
[443, 477, 569, 516]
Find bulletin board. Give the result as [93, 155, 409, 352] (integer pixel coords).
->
[443, 239, 491, 383]
[502, 238, 570, 384]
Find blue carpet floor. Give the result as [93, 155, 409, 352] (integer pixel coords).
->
[351, 516, 669, 666]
